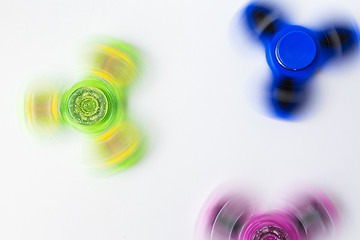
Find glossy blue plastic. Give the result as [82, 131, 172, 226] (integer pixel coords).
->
[243, 2, 359, 119]
[276, 31, 317, 71]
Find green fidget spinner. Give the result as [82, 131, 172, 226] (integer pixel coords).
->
[24, 37, 145, 173]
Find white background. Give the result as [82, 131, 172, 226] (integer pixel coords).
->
[1, 0, 360, 239]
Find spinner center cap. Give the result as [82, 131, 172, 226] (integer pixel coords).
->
[275, 31, 317, 71]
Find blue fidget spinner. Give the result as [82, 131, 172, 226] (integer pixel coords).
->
[243, 1, 359, 118]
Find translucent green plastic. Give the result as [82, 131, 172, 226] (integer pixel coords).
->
[60, 76, 124, 134]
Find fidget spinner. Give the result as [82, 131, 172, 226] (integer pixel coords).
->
[243, 1, 359, 118]
[24, 37, 144, 172]
[198, 189, 337, 240]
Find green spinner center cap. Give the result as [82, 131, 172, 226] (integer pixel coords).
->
[68, 87, 108, 125]
[80, 97, 98, 116]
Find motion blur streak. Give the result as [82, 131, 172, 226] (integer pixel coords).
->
[24, 83, 62, 135]
[89, 120, 146, 176]
[197, 186, 338, 240]
[23, 37, 145, 175]
[234, 0, 360, 120]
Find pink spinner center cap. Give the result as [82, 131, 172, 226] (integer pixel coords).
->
[241, 212, 301, 240]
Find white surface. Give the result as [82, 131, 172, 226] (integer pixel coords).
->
[1, 0, 360, 239]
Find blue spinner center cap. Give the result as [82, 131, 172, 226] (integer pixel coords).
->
[275, 31, 317, 71]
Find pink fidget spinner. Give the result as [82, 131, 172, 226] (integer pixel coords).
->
[197, 189, 338, 240]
